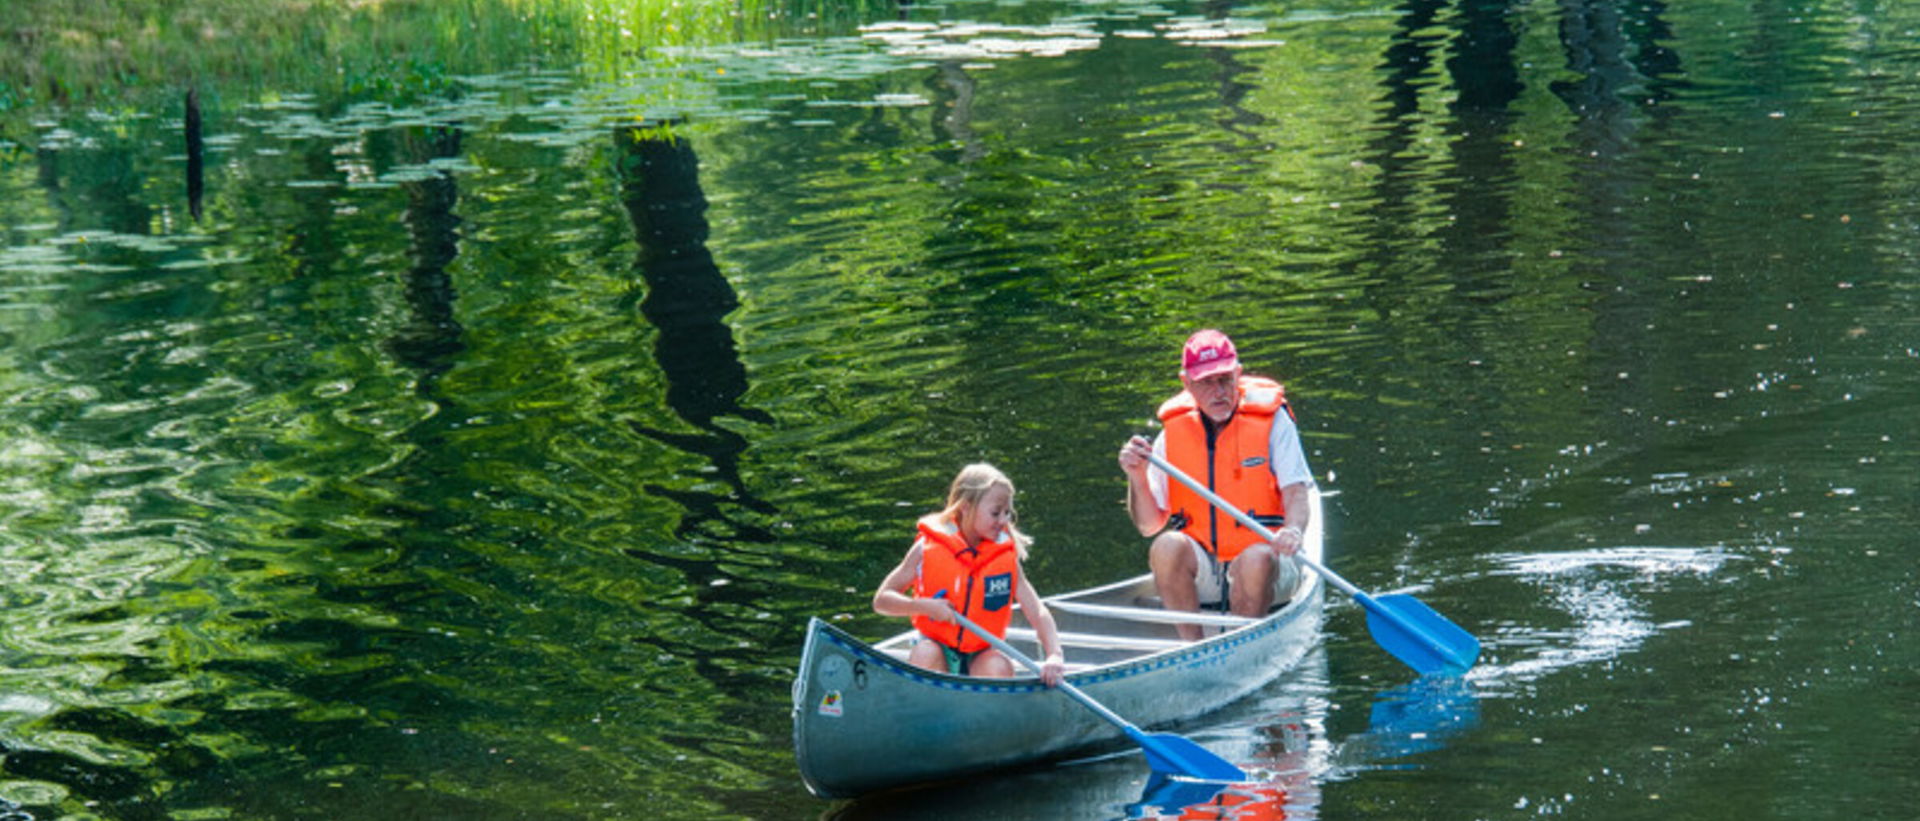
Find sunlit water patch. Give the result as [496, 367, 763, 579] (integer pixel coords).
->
[4, 0, 1920, 817]
[1473, 547, 1741, 688]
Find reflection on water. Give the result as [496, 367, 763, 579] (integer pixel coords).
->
[1341, 676, 1480, 770]
[184, 89, 205, 223]
[1127, 775, 1231, 818]
[386, 124, 467, 389]
[1473, 546, 1738, 686]
[4, 0, 1920, 817]
[1128, 776, 1294, 821]
[615, 121, 771, 511]
[824, 650, 1338, 821]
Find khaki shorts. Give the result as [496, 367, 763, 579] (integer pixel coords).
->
[1189, 535, 1304, 609]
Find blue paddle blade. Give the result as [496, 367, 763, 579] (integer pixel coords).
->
[1126, 728, 1248, 781]
[1361, 593, 1481, 676]
[1130, 773, 1233, 815]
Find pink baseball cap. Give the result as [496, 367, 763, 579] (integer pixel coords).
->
[1181, 329, 1239, 380]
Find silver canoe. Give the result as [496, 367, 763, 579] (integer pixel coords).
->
[792, 489, 1326, 799]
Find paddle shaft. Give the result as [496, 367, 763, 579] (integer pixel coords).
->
[947, 612, 1137, 732]
[942, 590, 1250, 780]
[1140, 451, 1361, 598]
[1142, 450, 1481, 676]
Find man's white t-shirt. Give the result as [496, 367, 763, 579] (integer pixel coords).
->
[1146, 410, 1315, 509]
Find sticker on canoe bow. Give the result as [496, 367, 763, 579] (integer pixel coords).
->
[818, 690, 844, 718]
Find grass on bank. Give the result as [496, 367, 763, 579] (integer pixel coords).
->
[5, 0, 572, 109]
[1, 0, 872, 115]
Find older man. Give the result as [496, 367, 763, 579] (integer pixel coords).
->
[1117, 329, 1313, 639]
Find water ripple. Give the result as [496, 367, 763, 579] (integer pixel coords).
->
[1469, 546, 1742, 688]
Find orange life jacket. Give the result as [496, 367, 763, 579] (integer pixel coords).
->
[910, 514, 1021, 653]
[1157, 376, 1293, 563]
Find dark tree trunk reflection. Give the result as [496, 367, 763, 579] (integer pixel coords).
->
[616, 123, 771, 513]
[185, 88, 204, 222]
[387, 125, 467, 394]
[1435, 0, 1525, 304]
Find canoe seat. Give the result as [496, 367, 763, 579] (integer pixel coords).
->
[1047, 600, 1257, 628]
[1004, 627, 1187, 654]
[1136, 593, 1294, 614]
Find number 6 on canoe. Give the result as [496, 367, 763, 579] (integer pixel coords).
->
[947, 611, 1247, 782]
[1143, 452, 1480, 676]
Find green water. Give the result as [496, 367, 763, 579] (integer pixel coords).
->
[2, 0, 1916, 818]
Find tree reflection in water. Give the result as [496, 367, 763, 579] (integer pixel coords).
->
[616, 122, 772, 515]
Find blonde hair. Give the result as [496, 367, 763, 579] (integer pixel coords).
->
[939, 462, 1033, 557]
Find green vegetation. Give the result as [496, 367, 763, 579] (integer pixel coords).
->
[4, 0, 552, 109]
[0, 0, 886, 115]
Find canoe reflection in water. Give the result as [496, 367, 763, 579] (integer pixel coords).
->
[817, 646, 1332, 820]
[820, 643, 1482, 819]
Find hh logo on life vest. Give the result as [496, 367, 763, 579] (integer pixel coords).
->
[981, 573, 1013, 611]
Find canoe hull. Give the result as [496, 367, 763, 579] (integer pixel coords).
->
[794, 594, 1320, 798]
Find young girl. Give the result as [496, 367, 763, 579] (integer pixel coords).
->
[873, 463, 1067, 686]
